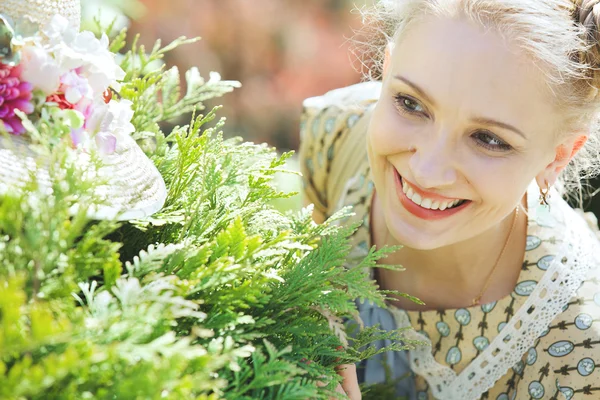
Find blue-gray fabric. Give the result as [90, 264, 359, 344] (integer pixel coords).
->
[354, 299, 417, 400]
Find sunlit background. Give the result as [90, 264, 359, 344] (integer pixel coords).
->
[82, 0, 600, 217]
[82, 0, 369, 147]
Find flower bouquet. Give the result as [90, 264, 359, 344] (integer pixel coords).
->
[0, 3, 166, 220]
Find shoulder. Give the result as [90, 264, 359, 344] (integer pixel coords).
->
[571, 208, 600, 242]
[528, 272, 600, 399]
[298, 82, 381, 218]
[516, 271, 600, 399]
[560, 204, 600, 269]
[299, 81, 381, 147]
[545, 195, 600, 266]
[523, 202, 600, 399]
[301, 81, 381, 115]
[513, 194, 600, 399]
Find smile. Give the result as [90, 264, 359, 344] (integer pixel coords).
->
[402, 180, 466, 210]
[394, 170, 471, 220]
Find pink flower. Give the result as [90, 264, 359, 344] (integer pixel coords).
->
[70, 127, 89, 148]
[95, 131, 117, 154]
[0, 63, 34, 135]
[76, 98, 94, 124]
[60, 71, 91, 104]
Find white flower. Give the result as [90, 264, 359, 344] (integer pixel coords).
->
[88, 99, 135, 155]
[104, 100, 135, 138]
[67, 31, 125, 94]
[43, 14, 77, 45]
[20, 45, 63, 94]
[43, 15, 126, 96]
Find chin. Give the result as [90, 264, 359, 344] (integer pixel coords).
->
[386, 220, 456, 250]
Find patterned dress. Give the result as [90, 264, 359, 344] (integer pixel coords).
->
[299, 82, 600, 400]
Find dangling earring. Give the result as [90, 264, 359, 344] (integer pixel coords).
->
[539, 179, 551, 206]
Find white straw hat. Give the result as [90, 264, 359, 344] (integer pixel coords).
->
[0, 0, 167, 221]
[0, 0, 81, 30]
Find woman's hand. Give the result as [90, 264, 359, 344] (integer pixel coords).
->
[331, 363, 361, 400]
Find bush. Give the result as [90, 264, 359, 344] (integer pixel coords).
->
[0, 25, 416, 400]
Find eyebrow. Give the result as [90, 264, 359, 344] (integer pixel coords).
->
[394, 75, 437, 107]
[393, 74, 527, 139]
[471, 117, 526, 139]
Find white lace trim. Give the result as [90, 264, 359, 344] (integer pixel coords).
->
[389, 192, 600, 400]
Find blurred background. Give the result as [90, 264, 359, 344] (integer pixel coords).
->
[82, 0, 600, 218]
[83, 0, 369, 150]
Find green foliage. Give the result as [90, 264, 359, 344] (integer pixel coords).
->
[0, 27, 419, 399]
[110, 30, 241, 137]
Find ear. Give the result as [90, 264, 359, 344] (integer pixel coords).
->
[536, 134, 588, 188]
[382, 42, 394, 79]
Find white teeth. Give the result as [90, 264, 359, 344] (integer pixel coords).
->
[401, 176, 464, 210]
[412, 193, 422, 206]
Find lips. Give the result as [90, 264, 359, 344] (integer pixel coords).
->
[394, 169, 471, 220]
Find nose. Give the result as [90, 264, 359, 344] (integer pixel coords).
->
[408, 139, 458, 189]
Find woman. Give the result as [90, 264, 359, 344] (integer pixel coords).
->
[299, 1, 600, 399]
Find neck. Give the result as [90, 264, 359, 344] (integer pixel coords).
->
[372, 194, 527, 311]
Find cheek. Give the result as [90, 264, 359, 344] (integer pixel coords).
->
[368, 100, 415, 157]
[466, 156, 537, 206]
[477, 174, 519, 201]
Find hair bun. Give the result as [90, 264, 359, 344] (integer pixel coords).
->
[575, 0, 600, 68]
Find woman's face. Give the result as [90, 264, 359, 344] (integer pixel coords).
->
[367, 16, 565, 250]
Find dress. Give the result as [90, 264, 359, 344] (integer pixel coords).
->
[299, 82, 600, 400]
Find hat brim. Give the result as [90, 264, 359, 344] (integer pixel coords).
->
[0, 133, 167, 221]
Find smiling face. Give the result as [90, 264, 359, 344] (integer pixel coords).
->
[367, 15, 568, 250]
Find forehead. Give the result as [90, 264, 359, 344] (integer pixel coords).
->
[389, 15, 561, 137]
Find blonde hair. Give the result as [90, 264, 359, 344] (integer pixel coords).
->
[353, 0, 600, 202]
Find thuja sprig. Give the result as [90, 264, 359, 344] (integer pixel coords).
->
[108, 27, 241, 136]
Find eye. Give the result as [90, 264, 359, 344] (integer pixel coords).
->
[472, 130, 513, 152]
[394, 94, 426, 115]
